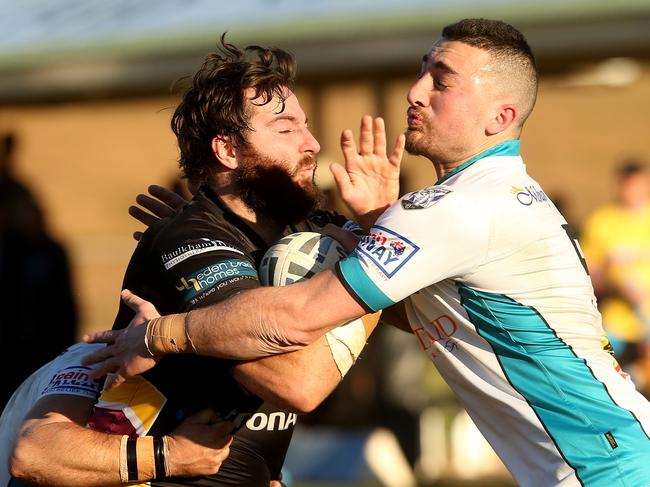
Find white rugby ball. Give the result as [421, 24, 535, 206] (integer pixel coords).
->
[259, 231, 347, 286]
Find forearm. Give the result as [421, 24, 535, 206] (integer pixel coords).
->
[183, 269, 365, 360]
[187, 286, 306, 360]
[11, 420, 123, 487]
[83, 268, 368, 383]
[232, 312, 381, 413]
[232, 336, 341, 414]
[11, 415, 220, 486]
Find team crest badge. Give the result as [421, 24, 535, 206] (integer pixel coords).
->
[402, 186, 451, 210]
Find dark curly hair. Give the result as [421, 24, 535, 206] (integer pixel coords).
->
[171, 34, 296, 184]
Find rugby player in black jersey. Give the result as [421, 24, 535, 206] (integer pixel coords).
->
[9, 36, 391, 487]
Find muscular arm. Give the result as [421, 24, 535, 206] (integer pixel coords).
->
[84, 268, 373, 384]
[232, 336, 341, 414]
[10, 395, 124, 487]
[10, 395, 232, 486]
[186, 268, 367, 359]
[232, 311, 381, 414]
[230, 302, 407, 415]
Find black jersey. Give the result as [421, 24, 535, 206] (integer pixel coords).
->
[86, 186, 354, 486]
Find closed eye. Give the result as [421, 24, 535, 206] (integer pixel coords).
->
[433, 77, 448, 89]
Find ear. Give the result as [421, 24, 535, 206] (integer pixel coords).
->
[211, 135, 238, 170]
[485, 104, 517, 136]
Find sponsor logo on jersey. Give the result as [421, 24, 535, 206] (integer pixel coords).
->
[161, 238, 244, 270]
[176, 258, 258, 300]
[357, 226, 419, 278]
[42, 365, 101, 397]
[412, 315, 459, 356]
[511, 185, 548, 206]
[402, 186, 451, 210]
[246, 411, 298, 431]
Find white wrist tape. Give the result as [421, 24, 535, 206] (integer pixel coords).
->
[326, 318, 367, 379]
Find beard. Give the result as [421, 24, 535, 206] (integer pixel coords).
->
[405, 127, 427, 156]
[234, 146, 322, 226]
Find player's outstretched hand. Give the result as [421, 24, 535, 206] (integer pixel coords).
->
[167, 408, 234, 478]
[130, 184, 190, 241]
[82, 289, 161, 390]
[330, 115, 404, 231]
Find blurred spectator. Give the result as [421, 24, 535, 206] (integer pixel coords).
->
[580, 160, 650, 394]
[0, 132, 77, 408]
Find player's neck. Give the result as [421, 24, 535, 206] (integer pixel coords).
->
[212, 188, 286, 245]
[432, 137, 515, 181]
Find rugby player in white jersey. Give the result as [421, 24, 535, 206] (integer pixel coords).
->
[86, 19, 650, 486]
[0, 340, 234, 487]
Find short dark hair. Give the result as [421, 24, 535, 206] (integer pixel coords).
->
[171, 34, 296, 184]
[442, 18, 538, 128]
[618, 159, 647, 179]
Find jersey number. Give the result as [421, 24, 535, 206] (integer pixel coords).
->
[562, 224, 589, 275]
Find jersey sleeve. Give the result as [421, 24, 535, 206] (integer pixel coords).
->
[336, 186, 491, 311]
[154, 228, 260, 311]
[39, 344, 104, 400]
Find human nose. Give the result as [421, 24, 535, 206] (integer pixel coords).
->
[302, 127, 321, 154]
[407, 75, 430, 107]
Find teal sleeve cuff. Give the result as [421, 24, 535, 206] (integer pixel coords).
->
[336, 253, 395, 312]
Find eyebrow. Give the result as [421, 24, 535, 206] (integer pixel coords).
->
[421, 53, 458, 76]
[269, 115, 308, 124]
[433, 60, 458, 75]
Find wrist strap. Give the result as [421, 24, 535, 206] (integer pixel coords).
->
[119, 435, 129, 483]
[163, 435, 172, 477]
[119, 436, 168, 482]
[127, 436, 139, 481]
[154, 436, 167, 480]
[325, 311, 380, 379]
[145, 313, 197, 355]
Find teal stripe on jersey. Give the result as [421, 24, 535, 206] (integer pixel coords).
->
[459, 285, 650, 486]
[338, 254, 394, 312]
[437, 140, 521, 185]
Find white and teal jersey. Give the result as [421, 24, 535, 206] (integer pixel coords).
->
[0, 343, 103, 487]
[337, 141, 650, 486]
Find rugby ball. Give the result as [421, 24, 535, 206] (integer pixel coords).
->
[259, 231, 347, 286]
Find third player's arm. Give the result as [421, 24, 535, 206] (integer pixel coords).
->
[10, 395, 233, 486]
[84, 267, 370, 383]
[231, 310, 381, 414]
[231, 337, 347, 414]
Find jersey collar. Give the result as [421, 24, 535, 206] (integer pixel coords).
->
[436, 140, 521, 185]
[199, 184, 270, 250]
